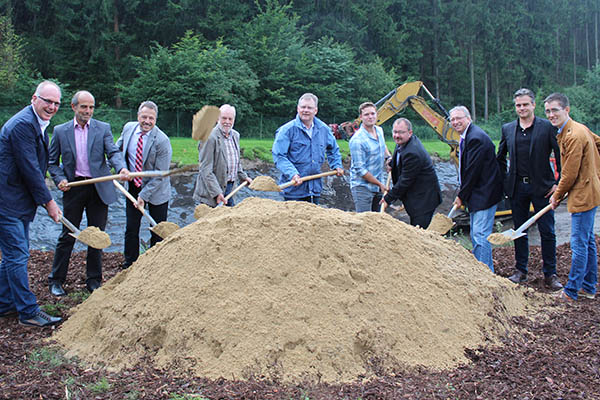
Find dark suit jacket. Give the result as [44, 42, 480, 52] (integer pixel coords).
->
[458, 124, 503, 212]
[0, 106, 53, 221]
[384, 135, 442, 217]
[496, 117, 560, 198]
[48, 118, 126, 205]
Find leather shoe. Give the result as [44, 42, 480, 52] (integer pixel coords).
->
[508, 270, 527, 284]
[87, 280, 101, 293]
[19, 311, 62, 327]
[49, 283, 66, 297]
[0, 308, 18, 318]
[544, 274, 563, 291]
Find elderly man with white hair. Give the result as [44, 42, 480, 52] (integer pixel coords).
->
[194, 104, 252, 207]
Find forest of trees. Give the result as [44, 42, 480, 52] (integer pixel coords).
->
[2, 0, 600, 136]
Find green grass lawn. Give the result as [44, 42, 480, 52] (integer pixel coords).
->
[163, 137, 462, 165]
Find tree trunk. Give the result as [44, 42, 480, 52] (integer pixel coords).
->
[484, 70, 488, 122]
[556, 27, 560, 82]
[596, 9, 599, 66]
[574, 30, 577, 85]
[586, 22, 591, 70]
[114, 0, 122, 108]
[495, 66, 500, 114]
[470, 43, 476, 122]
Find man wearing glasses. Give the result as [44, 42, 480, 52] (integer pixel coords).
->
[546, 93, 600, 302]
[497, 88, 562, 290]
[450, 106, 503, 272]
[0, 81, 63, 327]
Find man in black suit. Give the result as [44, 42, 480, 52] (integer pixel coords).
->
[48, 91, 129, 295]
[451, 106, 503, 272]
[497, 88, 562, 290]
[380, 118, 441, 228]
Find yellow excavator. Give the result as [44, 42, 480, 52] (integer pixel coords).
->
[330, 80, 513, 223]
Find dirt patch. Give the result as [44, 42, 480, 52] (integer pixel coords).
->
[76, 226, 111, 249]
[1, 237, 599, 398]
[488, 232, 512, 246]
[193, 203, 211, 219]
[53, 198, 540, 384]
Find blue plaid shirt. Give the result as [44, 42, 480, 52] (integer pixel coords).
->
[349, 124, 387, 191]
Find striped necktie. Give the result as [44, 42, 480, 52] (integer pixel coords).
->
[133, 132, 146, 187]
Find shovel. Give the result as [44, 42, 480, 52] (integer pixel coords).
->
[216, 181, 249, 207]
[427, 204, 458, 234]
[488, 203, 553, 245]
[113, 181, 180, 239]
[59, 215, 111, 249]
[250, 170, 339, 192]
[380, 172, 392, 213]
[66, 165, 195, 188]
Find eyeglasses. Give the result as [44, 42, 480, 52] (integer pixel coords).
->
[450, 115, 466, 122]
[37, 95, 61, 108]
[544, 107, 563, 115]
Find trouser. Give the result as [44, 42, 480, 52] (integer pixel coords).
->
[48, 182, 108, 286]
[123, 183, 169, 268]
[409, 210, 435, 229]
[283, 195, 320, 204]
[510, 180, 556, 276]
[224, 181, 235, 207]
[0, 214, 39, 319]
[564, 207, 598, 300]
[470, 204, 497, 272]
[351, 186, 382, 212]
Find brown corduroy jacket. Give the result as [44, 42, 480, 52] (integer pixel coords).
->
[553, 119, 600, 213]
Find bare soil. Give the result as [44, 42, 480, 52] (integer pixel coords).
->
[1, 238, 599, 399]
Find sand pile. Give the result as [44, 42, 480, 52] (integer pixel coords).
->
[76, 226, 111, 249]
[54, 198, 540, 383]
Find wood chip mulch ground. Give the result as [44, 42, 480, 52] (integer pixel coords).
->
[1, 238, 599, 399]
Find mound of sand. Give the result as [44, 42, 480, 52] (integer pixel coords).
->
[54, 198, 540, 383]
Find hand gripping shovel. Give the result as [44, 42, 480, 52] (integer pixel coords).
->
[113, 181, 180, 239]
[249, 170, 339, 192]
[59, 215, 111, 249]
[216, 181, 249, 207]
[66, 165, 195, 188]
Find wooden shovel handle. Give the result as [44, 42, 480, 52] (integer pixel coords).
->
[279, 170, 339, 190]
[113, 181, 158, 226]
[65, 170, 170, 188]
[217, 181, 249, 207]
[380, 172, 392, 213]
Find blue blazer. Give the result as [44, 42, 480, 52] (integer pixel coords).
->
[48, 118, 126, 205]
[496, 117, 560, 198]
[458, 124, 503, 212]
[0, 106, 53, 220]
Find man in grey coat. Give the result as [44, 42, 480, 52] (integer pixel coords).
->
[48, 90, 129, 295]
[116, 101, 172, 269]
[194, 104, 252, 207]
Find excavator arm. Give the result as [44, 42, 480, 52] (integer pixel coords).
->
[335, 81, 460, 165]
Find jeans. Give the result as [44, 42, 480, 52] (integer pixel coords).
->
[0, 214, 39, 319]
[564, 207, 598, 300]
[351, 186, 382, 212]
[470, 204, 497, 272]
[224, 181, 235, 207]
[511, 181, 556, 276]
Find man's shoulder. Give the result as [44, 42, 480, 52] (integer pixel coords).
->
[468, 124, 491, 140]
[53, 120, 73, 133]
[122, 121, 137, 133]
[3, 106, 35, 130]
[501, 120, 517, 131]
[90, 118, 111, 131]
[151, 125, 170, 142]
[276, 119, 298, 136]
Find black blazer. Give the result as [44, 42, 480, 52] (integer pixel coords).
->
[496, 117, 560, 198]
[384, 135, 441, 217]
[458, 124, 503, 212]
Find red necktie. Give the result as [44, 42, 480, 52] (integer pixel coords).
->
[133, 132, 146, 187]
